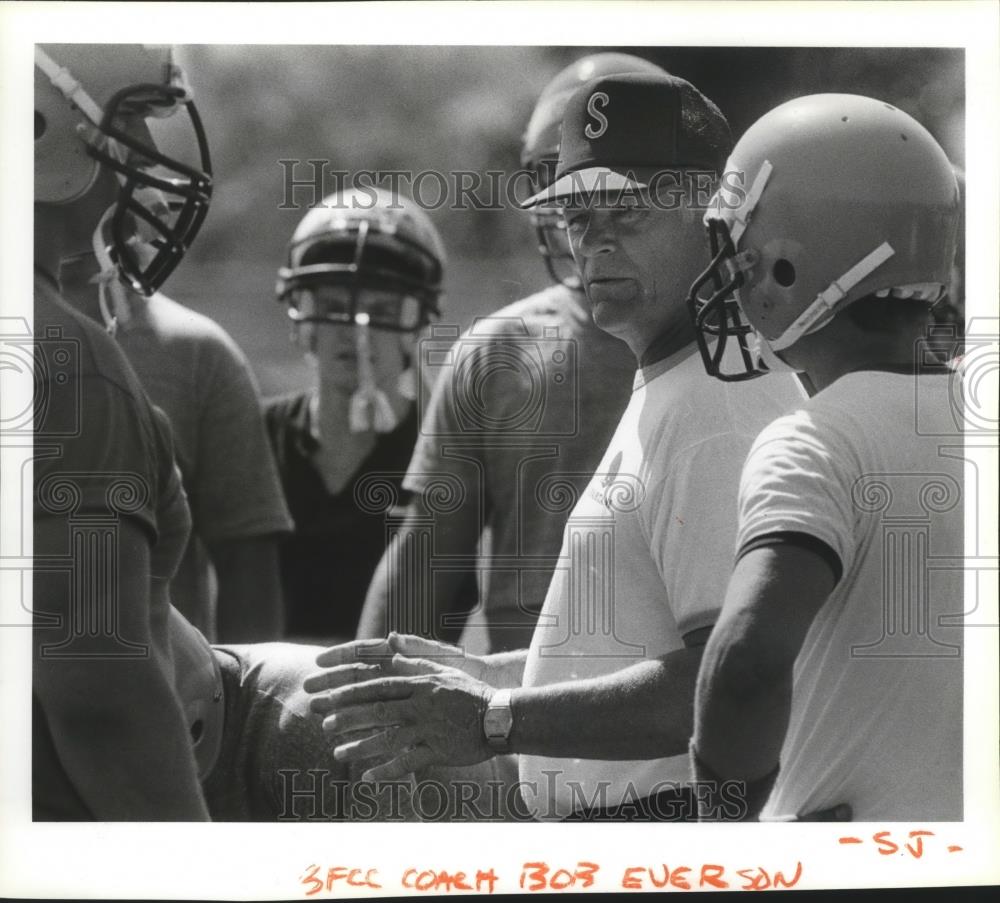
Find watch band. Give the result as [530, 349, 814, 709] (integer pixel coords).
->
[483, 688, 514, 753]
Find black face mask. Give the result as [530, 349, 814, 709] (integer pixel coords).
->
[88, 82, 212, 296]
[686, 217, 767, 382]
[277, 219, 442, 333]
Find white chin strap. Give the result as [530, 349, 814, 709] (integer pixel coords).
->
[768, 242, 896, 351]
[727, 159, 772, 245]
[90, 207, 130, 336]
[35, 46, 103, 126]
[749, 331, 802, 373]
[348, 313, 399, 434]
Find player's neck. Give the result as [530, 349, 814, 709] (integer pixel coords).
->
[788, 319, 928, 392]
[34, 211, 66, 289]
[310, 382, 377, 496]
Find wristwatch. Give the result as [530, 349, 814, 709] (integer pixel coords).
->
[483, 688, 514, 753]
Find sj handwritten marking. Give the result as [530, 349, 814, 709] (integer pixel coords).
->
[837, 830, 963, 859]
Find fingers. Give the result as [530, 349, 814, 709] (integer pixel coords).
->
[322, 698, 414, 735]
[362, 745, 437, 783]
[333, 725, 420, 763]
[315, 676, 417, 715]
[385, 654, 448, 677]
[304, 656, 445, 710]
[387, 632, 466, 663]
[315, 638, 394, 668]
[303, 662, 383, 696]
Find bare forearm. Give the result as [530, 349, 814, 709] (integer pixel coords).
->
[358, 523, 479, 643]
[42, 665, 210, 820]
[211, 536, 284, 642]
[694, 639, 793, 781]
[507, 648, 702, 760]
[692, 546, 835, 785]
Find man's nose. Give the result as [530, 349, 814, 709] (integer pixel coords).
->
[573, 211, 616, 257]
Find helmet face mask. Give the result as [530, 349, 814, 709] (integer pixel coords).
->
[100, 91, 212, 295]
[687, 93, 960, 381]
[286, 276, 427, 334]
[532, 206, 581, 289]
[277, 190, 445, 335]
[687, 217, 765, 381]
[35, 45, 213, 297]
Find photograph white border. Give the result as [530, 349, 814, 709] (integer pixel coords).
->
[2, 1, 997, 897]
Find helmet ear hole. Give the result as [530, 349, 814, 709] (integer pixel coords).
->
[35, 111, 47, 140]
[773, 258, 796, 287]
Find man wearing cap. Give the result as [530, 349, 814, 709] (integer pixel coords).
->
[304, 72, 803, 821]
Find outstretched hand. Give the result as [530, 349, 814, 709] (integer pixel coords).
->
[306, 653, 497, 782]
[305, 632, 486, 687]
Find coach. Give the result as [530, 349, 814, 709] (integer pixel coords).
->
[306, 72, 802, 821]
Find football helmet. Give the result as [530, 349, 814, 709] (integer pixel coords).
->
[276, 186, 445, 333]
[521, 53, 664, 287]
[35, 44, 213, 298]
[688, 93, 960, 380]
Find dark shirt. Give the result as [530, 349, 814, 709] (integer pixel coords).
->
[32, 274, 190, 819]
[263, 391, 416, 639]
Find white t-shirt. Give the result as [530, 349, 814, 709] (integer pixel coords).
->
[518, 344, 804, 819]
[737, 371, 963, 822]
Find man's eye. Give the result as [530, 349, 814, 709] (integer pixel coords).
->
[616, 205, 646, 223]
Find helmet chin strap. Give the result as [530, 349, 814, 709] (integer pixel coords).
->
[90, 206, 130, 337]
[348, 313, 400, 434]
[749, 330, 802, 374]
[769, 242, 896, 352]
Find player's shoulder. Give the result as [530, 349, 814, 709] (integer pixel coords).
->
[140, 293, 246, 355]
[747, 379, 867, 465]
[34, 279, 144, 400]
[803, 369, 923, 425]
[464, 284, 579, 338]
[262, 389, 311, 427]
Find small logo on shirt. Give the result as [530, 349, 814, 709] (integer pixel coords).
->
[588, 453, 645, 512]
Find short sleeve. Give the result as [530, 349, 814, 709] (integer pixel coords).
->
[403, 340, 485, 500]
[188, 332, 293, 543]
[736, 407, 862, 578]
[646, 432, 757, 638]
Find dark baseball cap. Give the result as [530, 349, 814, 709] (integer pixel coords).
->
[521, 71, 731, 208]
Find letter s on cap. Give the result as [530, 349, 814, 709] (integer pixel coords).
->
[585, 91, 610, 139]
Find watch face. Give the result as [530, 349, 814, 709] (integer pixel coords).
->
[484, 692, 514, 750]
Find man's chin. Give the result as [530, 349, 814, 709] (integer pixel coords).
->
[590, 300, 632, 338]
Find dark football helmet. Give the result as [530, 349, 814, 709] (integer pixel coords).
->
[276, 186, 445, 333]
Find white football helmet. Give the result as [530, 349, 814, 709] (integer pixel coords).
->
[687, 93, 960, 380]
[35, 44, 212, 297]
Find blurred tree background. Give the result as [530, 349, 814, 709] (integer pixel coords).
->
[167, 45, 963, 397]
